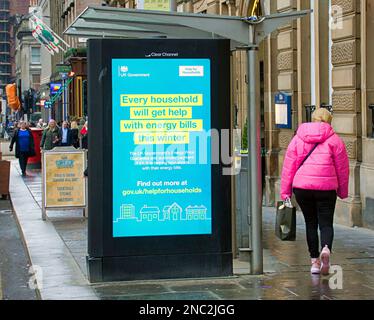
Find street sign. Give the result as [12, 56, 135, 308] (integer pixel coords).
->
[275, 92, 292, 129]
[56, 65, 72, 73]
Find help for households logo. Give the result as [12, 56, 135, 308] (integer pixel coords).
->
[179, 66, 204, 77]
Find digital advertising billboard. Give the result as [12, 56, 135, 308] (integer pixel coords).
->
[87, 39, 232, 282]
[112, 59, 212, 238]
[50, 83, 62, 95]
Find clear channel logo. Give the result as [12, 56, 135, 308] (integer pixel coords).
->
[179, 66, 204, 77]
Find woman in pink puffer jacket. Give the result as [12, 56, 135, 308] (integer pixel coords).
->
[280, 108, 349, 275]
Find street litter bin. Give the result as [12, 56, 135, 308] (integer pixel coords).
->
[0, 160, 10, 198]
[28, 128, 43, 169]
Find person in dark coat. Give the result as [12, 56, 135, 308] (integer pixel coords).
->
[9, 121, 35, 176]
[59, 121, 73, 147]
[70, 120, 80, 149]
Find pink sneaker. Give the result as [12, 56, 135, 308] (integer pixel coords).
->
[311, 258, 321, 274]
[320, 246, 331, 275]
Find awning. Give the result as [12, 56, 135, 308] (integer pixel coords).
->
[64, 6, 311, 49]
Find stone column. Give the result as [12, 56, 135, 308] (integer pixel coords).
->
[206, 0, 220, 13]
[331, 0, 362, 226]
[272, 0, 298, 203]
[360, 0, 374, 229]
[263, 0, 280, 206]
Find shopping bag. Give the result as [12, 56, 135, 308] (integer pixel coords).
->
[275, 201, 296, 241]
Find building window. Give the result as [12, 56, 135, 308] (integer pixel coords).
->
[0, 64, 10, 74]
[32, 74, 41, 91]
[0, 32, 8, 41]
[31, 47, 41, 64]
[0, 43, 9, 52]
[0, 54, 9, 63]
[0, 1, 9, 10]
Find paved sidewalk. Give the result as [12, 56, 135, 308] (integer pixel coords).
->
[9, 160, 374, 300]
[0, 198, 38, 300]
[9, 161, 97, 300]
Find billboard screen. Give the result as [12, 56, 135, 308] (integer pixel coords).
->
[112, 59, 212, 238]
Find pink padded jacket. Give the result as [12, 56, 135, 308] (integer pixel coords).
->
[280, 122, 349, 200]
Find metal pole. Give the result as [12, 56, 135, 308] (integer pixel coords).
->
[170, 0, 177, 11]
[63, 78, 67, 121]
[247, 46, 263, 275]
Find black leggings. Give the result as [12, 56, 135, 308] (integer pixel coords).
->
[19, 151, 29, 175]
[294, 188, 337, 259]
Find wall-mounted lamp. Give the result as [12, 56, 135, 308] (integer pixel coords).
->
[369, 104, 374, 138]
[304, 105, 316, 123]
[320, 103, 333, 114]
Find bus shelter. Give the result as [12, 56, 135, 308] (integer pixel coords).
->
[64, 6, 310, 281]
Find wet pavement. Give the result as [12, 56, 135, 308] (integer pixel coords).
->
[9, 162, 97, 300]
[0, 198, 39, 300]
[9, 161, 374, 300]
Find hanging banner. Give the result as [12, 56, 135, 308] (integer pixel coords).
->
[32, 30, 55, 55]
[30, 15, 70, 54]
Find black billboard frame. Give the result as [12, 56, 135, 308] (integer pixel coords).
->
[87, 38, 232, 283]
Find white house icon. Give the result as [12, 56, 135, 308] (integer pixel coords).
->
[163, 203, 182, 221]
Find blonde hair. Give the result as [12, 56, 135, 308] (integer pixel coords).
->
[312, 108, 333, 125]
[71, 121, 78, 129]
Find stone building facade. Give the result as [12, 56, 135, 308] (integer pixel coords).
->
[90, 0, 374, 229]
[173, 0, 374, 229]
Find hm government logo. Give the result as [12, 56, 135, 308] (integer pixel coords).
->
[118, 65, 150, 78]
[118, 65, 129, 77]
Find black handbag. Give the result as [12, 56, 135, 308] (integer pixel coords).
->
[275, 201, 296, 241]
[276, 143, 319, 241]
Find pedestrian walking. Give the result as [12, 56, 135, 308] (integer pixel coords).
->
[59, 121, 72, 147]
[40, 119, 60, 151]
[78, 118, 85, 132]
[70, 121, 80, 149]
[80, 121, 88, 150]
[280, 108, 349, 275]
[9, 121, 35, 176]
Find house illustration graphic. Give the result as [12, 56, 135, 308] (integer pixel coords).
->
[140, 205, 160, 221]
[185, 205, 208, 220]
[163, 203, 182, 221]
[120, 204, 136, 220]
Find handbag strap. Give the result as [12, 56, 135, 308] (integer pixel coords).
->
[297, 143, 319, 172]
